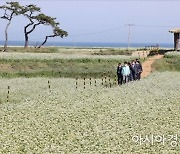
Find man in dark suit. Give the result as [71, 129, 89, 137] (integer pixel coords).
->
[117, 63, 123, 85]
[130, 60, 136, 81]
[135, 60, 143, 80]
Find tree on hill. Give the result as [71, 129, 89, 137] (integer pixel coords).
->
[22, 4, 41, 48]
[38, 26, 68, 48]
[0, 2, 23, 52]
[23, 11, 65, 48]
[0, 2, 68, 49]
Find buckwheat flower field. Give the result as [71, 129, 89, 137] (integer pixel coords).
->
[0, 52, 137, 61]
[0, 72, 180, 153]
[165, 52, 180, 58]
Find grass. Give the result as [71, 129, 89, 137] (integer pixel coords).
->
[164, 51, 180, 58]
[0, 47, 136, 55]
[152, 52, 180, 72]
[0, 52, 137, 60]
[92, 48, 134, 55]
[0, 47, 60, 53]
[0, 52, 138, 78]
[0, 72, 180, 153]
[0, 59, 125, 78]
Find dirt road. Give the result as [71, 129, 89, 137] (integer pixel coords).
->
[141, 54, 164, 78]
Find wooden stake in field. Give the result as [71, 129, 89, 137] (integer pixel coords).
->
[89, 78, 92, 86]
[105, 76, 107, 88]
[48, 80, 51, 92]
[76, 78, 78, 89]
[102, 76, 104, 85]
[84, 77, 86, 89]
[109, 77, 111, 88]
[7, 86, 10, 102]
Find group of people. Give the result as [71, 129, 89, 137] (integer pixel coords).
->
[117, 59, 143, 85]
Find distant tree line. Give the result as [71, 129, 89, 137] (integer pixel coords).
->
[0, 2, 68, 52]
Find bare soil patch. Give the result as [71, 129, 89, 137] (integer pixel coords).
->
[142, 54, 164, 78]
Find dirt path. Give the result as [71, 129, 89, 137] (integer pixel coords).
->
[131, 50, 163, 78]
[141, 54, 164, 78]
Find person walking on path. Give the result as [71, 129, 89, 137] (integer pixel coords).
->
[121, 62, 130, 84]
[135, 60, 143, 80]
[117, 63, 123, 85]
[128, 61, 136, 81]
[131, 60, 137, 81]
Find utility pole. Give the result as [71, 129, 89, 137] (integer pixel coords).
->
[127, 24, 134, 50]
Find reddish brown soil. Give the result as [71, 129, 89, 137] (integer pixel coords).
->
[141, 54, 164, 78]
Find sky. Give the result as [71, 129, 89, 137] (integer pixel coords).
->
[0, 0, 180, 44]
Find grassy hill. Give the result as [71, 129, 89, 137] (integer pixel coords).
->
[152, 52, 180, 72]
[0, 48, 139, 78]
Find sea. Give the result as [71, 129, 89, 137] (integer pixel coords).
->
[0, 41, 173, 48]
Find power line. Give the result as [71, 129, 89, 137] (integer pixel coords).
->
[68, 24, 180, 37]
[28, 24, 180, 41]
[135, 24, 180, 28]
[29, 25, 126, 41]
[68, 25, 126, 37]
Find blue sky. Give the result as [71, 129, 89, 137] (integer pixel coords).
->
[0, 0, 180, 44]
